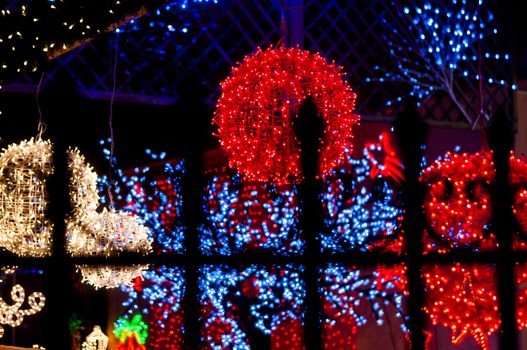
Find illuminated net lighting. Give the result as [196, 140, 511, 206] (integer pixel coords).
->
[421, 151, 496, 251]
[199, 265, 305, 349]
[214, 46, 359, 183]
[119, 266, 185, 349]
[98, 142, 186, 254]
[199, 172, 303, 255]
[116, 0, 220, 37]
[320, 264, 407, 349]
[105, 148, 185, 347]
[0, 284, 46, 339]
[321, 132, 403, 252]
[420, 150, 527, 252]
[0, 138, 53, 257]
[67, 208, 152, 289]
[82, 325, 109, 350]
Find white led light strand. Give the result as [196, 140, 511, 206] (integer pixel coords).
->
[0, 284, 46, 339]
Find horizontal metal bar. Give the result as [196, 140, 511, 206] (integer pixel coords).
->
[4, 249, 527, 268]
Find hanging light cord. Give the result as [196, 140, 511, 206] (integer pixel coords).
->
[276, 0, 288, 48]
[107, 33, 119, 208]
[35, 71, 47, 140]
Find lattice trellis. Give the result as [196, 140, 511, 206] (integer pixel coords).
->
[1, 0, 513, 124]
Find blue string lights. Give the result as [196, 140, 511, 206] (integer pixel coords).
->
[105, 135, 407, 347]
[320, 265, 407, 332]
[199, 265, 305, 348]
[115, 0, 220, 41]
[369, 0, 512, 124]
[199, 172, 304, 255]
[98, 139, 186, 253]
[321, 136, 403, 252]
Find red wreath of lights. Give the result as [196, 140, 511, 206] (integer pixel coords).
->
[214, 46, 359, 184]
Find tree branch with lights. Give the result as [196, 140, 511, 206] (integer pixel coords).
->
[369, 0, 512, 125]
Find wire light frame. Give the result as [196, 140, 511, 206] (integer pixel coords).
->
[66, 150, 152, 289]
[0, 138, 53, 257]
[214, 46, 359, 184]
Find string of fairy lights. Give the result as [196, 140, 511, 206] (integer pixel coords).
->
[0, 0, 222, 86]
[368, 0, 513, 124]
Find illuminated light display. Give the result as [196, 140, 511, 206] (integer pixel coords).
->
[510, 156, 527, 239]
[321, 131, 403, 252]
[370, 0, 512, 123]
[66, 145, 152, 289]
[0, 138, 53, 257]
[199, 172, 303, 255]
[421, 151, 496, 251]
[114, 314, 148, 349]
[214, 46, 359, 183]
[320, 264, 407, 349]
[414, 151, 527, 349]
[68, 148, 100, 220]
[98, 142, 186, 253]
[117, 0, 220, 37]
[199, 265, 305, 348]
[421, 150, 527, 252]
[120, 266, 185, 349]
[82, 325, 109, 350]
[0, 0, 172, 83]
[0, 284, 46, 339]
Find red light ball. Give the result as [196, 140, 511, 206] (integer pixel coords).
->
[214, 46, 359, 184]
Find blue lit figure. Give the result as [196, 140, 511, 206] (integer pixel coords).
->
[98, 140, 186, 253]
[370, 0, 511, 124]
[320, 265, 407, 332]
[321, 140, 403, 253]
[199, 265, 305, 348]
[199, 172, 304, 255]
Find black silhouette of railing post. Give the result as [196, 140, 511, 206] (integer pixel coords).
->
[295, 97, 324, 350]
[394, 99, 427, 349]
[487, 108, 518, 350]
[179, 76, 210, 349]
[45, 84, 75, 350]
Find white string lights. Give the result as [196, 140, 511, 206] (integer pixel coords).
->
[0, 138, 53, 257]
[0, 284, 46, 339]
[66, 149, 152, 289]
[0, 140, 151, 288]
[82, 325, 109, 350]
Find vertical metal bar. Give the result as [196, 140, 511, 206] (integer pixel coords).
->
[46, 114, 73, 349]
[179, 76, 210, 349]
[295, 97, 323, 350]
[285, 0, 304, 48]
[487, 108, 518, 350]
[394, 100, 427, 349]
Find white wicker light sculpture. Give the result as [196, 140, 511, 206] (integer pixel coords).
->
[82, 325, 109, 350]
[0, 284, 46, 339]
[66, 150, 152, 289]
[0, 138, 53, 257]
